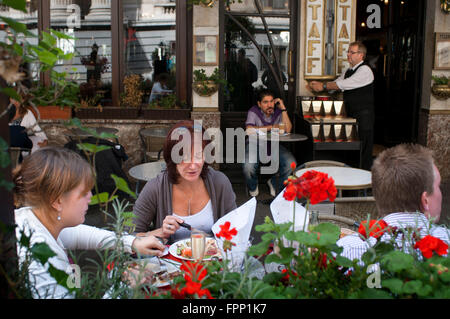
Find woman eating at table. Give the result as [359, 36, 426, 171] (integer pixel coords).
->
[132, 120, 237, 243]
[13, 147, 165, 298]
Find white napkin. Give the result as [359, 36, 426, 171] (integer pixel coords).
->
[212, 197, 256, 246]
[270, 187, 309, 231]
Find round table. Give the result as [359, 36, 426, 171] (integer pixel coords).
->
[252, 132, 308, 142]
[129, 161, 167, 182]
[295, 166, 372, 191]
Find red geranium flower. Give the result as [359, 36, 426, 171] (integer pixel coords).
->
[358, 219, 389, 239]
[180, 261, 208, 282]
[290, 162, 297, 171]
[414, 235, 448, 259]
[283, 170, 337, 205]
[216, 221, 238, 241]
[283, 183, 297, 201]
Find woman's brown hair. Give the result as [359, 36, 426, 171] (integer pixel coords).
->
[371, 143, 435, 216]
[163, 120, 211, 184]
[12, 147, 95, 212]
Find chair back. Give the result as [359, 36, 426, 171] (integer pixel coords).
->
[9, 147, 31, 169]
[334, 196, 378, 222]
[139, 126, 170, 162]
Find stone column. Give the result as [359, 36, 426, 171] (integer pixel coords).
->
[85, 0, 112, 21]
[192, 4, 221, 169]
[50, 0, 75, 21]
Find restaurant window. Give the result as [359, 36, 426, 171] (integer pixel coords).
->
[51, 0, 113, 106]
[0, 1, 40, 86]
[123, 0, 177, 107]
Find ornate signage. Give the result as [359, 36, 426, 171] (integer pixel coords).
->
[304, 0, 356, 79]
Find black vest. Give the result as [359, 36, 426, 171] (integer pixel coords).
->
[343, 62, 374, 117]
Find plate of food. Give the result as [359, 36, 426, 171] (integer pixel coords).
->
[125, 258, 182, 288]
[169, 237, 221, 261]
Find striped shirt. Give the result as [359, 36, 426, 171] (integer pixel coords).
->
[337, 212, 450, 263]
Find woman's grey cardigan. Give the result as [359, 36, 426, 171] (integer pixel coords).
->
[132, 167, 237, 238]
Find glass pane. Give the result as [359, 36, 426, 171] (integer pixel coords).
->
[123, 0, 176, 107]
[51, 0, 112, 106]
[224, 15, 290, 112]
[0, 1, 39, 84]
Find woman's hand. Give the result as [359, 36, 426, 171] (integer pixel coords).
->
[132, 235, 165, 256]
[161, 215, 184, 238]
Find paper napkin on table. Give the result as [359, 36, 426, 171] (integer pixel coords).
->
[212, 197, 256, 246]
[270, 187, 309, 231]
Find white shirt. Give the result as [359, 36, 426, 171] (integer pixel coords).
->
[337, 212, 450, 263]
[172, 200, 214, 241]
[149, 82, 173, 102]
[334, 61, 374, 91]
[15, 207, 135, 299]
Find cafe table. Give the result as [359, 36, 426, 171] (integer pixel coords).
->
[295, 166, 372, 196]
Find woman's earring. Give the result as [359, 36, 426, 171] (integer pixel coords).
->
[57, 215, 61, 221]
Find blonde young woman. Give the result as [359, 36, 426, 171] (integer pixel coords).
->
[13, 147, 165, 298]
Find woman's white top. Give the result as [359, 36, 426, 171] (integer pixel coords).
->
[14, 207, 135, 299]
[20, 110, 48, 152]
[149, 82, 173, 102]
[172, 200, 214, 241]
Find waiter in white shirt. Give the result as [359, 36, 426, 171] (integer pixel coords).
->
[309, 41, 375, 170]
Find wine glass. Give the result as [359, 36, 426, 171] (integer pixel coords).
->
[191, 230, 206, 261]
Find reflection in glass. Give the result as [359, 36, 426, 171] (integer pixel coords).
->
[124, 0, 176, 107]
[224, 7, 290, 112]
[50, 0, 112, 106]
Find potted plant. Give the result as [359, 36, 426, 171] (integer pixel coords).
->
[141, 93, 190, 120]
[193, 67, 230, 97]
[31, 82, 80, 120]
[431, 75, 450, 100]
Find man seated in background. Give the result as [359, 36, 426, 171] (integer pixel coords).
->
[243, 89, 296, 198]
[337, 143, 448, 261]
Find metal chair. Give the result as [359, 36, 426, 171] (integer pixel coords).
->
[9, 147, 31, 169]
[300, 160, 348, 169]
[128, 161, 167, 195]
[139, 127, 170, 163]
[334, 196, 378, 223]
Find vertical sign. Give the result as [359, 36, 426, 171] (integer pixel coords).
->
[335, 0, 353, 75]
[305, 0, 325, 77]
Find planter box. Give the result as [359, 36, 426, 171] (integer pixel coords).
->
[140, 108, 191, 120]
[37, 106, 72, 120]
[74, 107, 139, 119]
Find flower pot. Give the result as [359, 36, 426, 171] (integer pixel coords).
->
[193, 81, 219, 97]
[37, 105, 72, 120]
[74, 107, 139, 119]
[140, 108, 191, 120]
[431, 84, 450, 100]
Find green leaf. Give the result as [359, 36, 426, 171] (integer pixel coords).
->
[0, 16, 28, 34]
[50, 29, 75, 41]
[89, 192, 117, 205]
[334, 255, 354, 268]
[76, 143, 111, 154]
[381, 251, 414, 272]
[402, 280, 423, 295]
[357, 287, 393, 299]
[1, 0, 27, 12]
[111, 174, 136, 199]
[0, 87, 21, 101]
[31, 242, 57, 265]
[47, 264, 75, 292]
[382, 278, 403, 295]
[247, 240, 271, 257]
